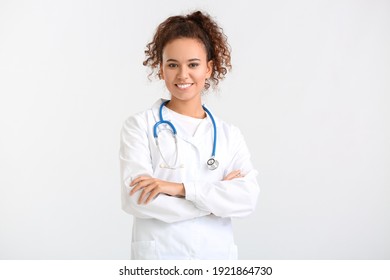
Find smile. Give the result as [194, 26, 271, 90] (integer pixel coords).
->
[175, 83, 193, 89]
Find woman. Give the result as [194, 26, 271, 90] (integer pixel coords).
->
[120, 10, 260, 260]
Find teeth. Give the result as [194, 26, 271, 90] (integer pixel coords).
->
[177, 83, 192, 89]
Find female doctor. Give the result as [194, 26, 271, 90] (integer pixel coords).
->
[120, 11, 260, 260]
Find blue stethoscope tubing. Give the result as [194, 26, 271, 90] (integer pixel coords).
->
[153, 100, 219, 170]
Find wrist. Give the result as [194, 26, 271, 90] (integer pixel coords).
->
[178, 182, 185, 197]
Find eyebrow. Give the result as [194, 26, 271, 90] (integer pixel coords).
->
[166, 58, 201, 62]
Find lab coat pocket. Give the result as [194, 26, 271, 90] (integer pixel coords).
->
[131, 240, 157, 260]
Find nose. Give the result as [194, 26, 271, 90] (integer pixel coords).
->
[177, 66, 189, 79]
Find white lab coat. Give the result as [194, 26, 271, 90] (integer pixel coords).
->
[120, 99, 260, 259]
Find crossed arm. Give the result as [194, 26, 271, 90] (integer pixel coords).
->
[120, 114, 259, 222]
[130, 170, 244, 205]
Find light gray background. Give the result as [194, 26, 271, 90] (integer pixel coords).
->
[0, 0, 389, 259]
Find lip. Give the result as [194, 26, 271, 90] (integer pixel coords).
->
[175, 83, 193, 90]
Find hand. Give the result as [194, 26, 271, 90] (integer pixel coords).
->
[130, 176, 185, 204]
[223, 170, 244, 181]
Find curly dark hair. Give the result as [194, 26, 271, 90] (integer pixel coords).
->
[143, 11, 232, 90]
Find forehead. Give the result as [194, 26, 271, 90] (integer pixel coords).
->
[162, 38, 207, 60]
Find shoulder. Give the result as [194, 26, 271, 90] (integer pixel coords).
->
[122, 99, 162, 131]
[202, 102, 244, 140]
[214, 115, 243, 140]
[122, 110, 149, 133]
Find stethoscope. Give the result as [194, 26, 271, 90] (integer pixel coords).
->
[153, 100, 219, 170]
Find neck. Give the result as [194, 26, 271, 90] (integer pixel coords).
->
[166, 97, 206, 119]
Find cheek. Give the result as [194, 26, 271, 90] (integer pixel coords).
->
[162, 67, 177, 80]
[193, 70, 209, 82]
[160, 64, 173, 80]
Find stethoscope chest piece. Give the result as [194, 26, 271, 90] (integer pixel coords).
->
[207, 157, 219, 170]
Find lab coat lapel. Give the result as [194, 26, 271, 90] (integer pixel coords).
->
[151, 98, 166, 124]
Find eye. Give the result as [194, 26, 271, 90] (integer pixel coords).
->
[167, 63, 178, 68]
[189, 63, 199, 68]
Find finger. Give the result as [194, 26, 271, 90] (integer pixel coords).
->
[130, 177, 141, 187]
[131, 177, 158, 195]
[230, 170, 241, 175]
[130, 182, 144, 195]
[138, 182, 159, 204]
[130, 178, 153, 195]
[227, 171, 242, 180]
[224, 170, 241, 181]
[130, 176, 150, 187]
[145, 188, 161, 204]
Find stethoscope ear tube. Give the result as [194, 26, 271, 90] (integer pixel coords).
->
[153, 120, 177, 138]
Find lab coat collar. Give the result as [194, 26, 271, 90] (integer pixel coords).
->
[151, 99, 218, 124]
[150, 98, 218, 142]
[151, 98, 168, 123]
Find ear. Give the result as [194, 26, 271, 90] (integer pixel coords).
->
[206, 60, 213, 78]
[159, 64, 165, 80]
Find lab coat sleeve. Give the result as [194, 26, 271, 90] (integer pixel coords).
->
[184, 127, 260, 218]
[120, 113, 211, 223]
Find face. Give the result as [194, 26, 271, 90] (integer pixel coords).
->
[160, 38, 213, 103]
